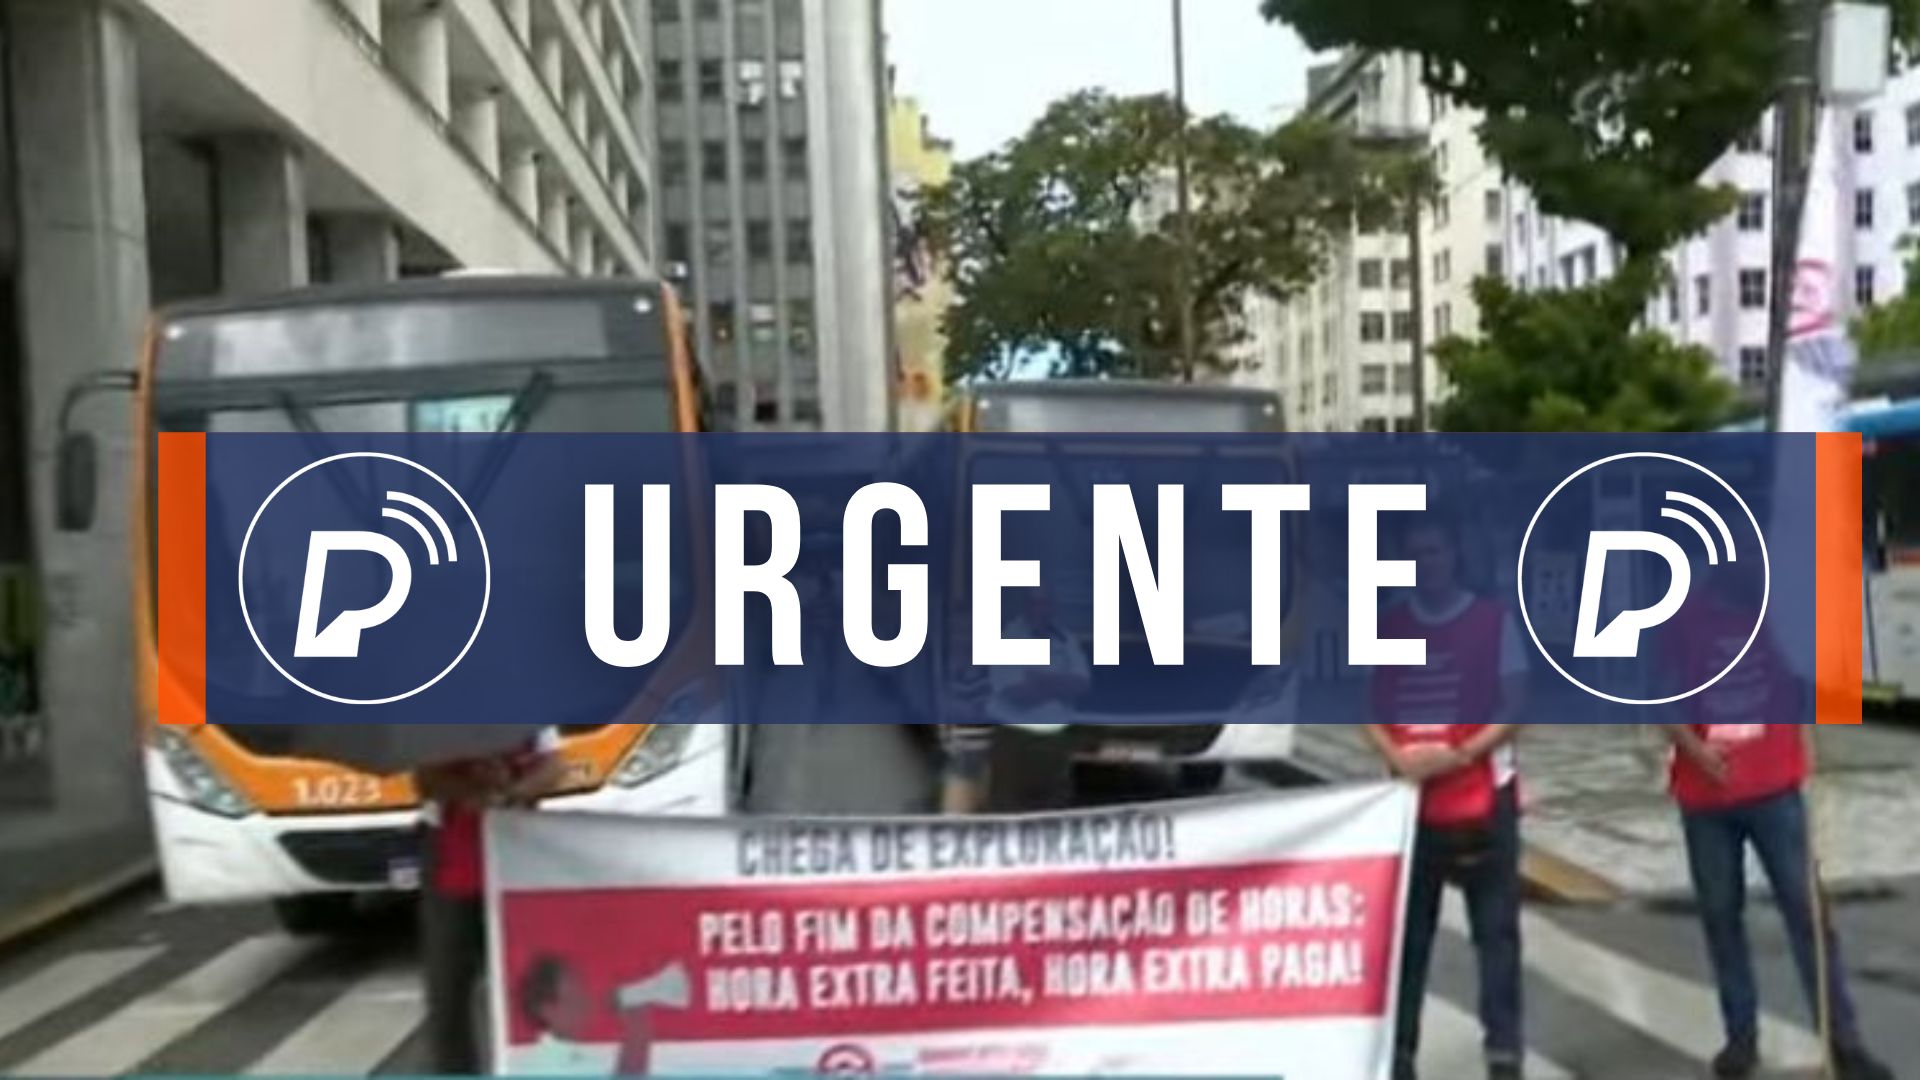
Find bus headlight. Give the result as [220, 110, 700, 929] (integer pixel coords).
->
[612, 699, 705, 788]
[156, 728, 254, 818]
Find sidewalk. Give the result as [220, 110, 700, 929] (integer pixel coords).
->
[1294, 722, 1920, 900]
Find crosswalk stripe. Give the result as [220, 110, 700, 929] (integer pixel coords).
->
[1417, 993, 1573, 1079]
[13, 934, 317, 1076]
[246, 968, 423, 1077]
[0, 946, 164, 1046]
[1442, 895, 1827, 1067]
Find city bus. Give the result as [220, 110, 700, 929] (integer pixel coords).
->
[1854, 397, 1920, 704]
[943, 379, 1304, 798]
[59, 276, 733, 932]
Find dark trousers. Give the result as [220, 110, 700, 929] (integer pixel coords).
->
[1680, 788, 1862, 1051]
[421, 831, 487, 1076]
[1395, 782, 1524, 1067]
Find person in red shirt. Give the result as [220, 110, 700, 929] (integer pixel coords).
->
[1364, 517, 1526, 1080]
[1661, 567, 1891, 1080]
[414, 730, 565, 1076]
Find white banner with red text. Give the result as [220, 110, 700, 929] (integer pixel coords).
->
[485, 782, 1418, 1078]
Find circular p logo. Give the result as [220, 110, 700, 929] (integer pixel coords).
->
[1516, 452, 1769, 706]
[238, 452, 491, 705]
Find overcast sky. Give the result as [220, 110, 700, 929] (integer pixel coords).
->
[883, 0, 1319, 160]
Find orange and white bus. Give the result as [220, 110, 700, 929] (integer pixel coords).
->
[60, 276, 735, 933]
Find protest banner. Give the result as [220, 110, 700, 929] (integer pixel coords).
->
[486, 781, 1416, 1077]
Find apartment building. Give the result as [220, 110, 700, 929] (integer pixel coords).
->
[649, 0, 893, 433]
[0, 0, 656, 923]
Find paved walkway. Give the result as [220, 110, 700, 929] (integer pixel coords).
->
[1295, 722, 1920, 899]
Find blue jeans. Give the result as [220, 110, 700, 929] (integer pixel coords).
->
[1395, 782, 1524, 1066]
[1681, 788, 1862, 1051]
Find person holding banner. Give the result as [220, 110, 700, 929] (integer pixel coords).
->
[1364, 517, 1527, 1080]
[414, 729, 565, 1075]
[1660, 567, 1893, 1080]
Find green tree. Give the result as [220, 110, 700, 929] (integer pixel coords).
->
[1854, 242, 1920, 364]
[925, 91, 1409, 382]
[1261, 0, 1919, 430]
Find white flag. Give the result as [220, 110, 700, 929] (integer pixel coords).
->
[1778, 111, 1858, 433]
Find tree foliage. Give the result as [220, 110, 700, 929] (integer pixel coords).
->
[924, 91, 1412, 381]
[1259, 0, 1920, 429]
[1433, 275, 1736, 432]
[1853, 243, 1920, 364]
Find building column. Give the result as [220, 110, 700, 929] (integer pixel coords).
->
[544, 189, 572, 258]
[584, 1, 607, 50]
[611, 171, 631, 215]
[500, 0, 532, 43]
[567, 86, 591, 141]
[339, 0, 382, 43]
[572, 220, 596, 275]
[320, 215, 398, 284]
[535, 34, 566, 102]
[8, 0, 150, 821]
[385, 3, 450, 121]
[453, 89, 501, 179]
[590, 129, 610, 178]
[216, 135, 308, 294]
[504, 145, 541, 220]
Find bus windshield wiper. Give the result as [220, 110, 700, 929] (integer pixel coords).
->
[468, 372, 554, 508]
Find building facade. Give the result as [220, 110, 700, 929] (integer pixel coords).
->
[887, 88, 953, 433]
[648, 0, 893, 432]
[0, 0, 656, 926]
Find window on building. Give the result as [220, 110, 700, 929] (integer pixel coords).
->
[1393, 417, 1418, 433]
[710, 301, 735, 343]
[656, 0, 681, 22]
[746, 220, 772, 259]
[1516, 210, 1529, 238]
[704, 221, 731, 264]
[738, 60, 767, 107]
[1433, 194, 1451, 228]
[1536, 266, 1548, 289]
[1857, 188, 1876, 230]
[1392, 365, 1414, 395]
[1435, 302, 1452, 337]
[658, 59, 683, 102]
[1738, 268, 1767, 309]
[701, 139, 727, 182]
[1358, 259, 1383, 289]
[1856, 112, 1876, 154]
[783, 136, 807, 181]
[1581, 247, 1599, 284]
[1391, 260, 1412, 289]
[789, 300, 814, 351]
[1359, 417, 1389, 433]
[695, 0, 719, 19]
[1361, 364, 1387, 394]
[665, 223, 689, 263]
[1858, 265, 1877, 308]
[1391, 311, 1414, 342]
[1908, 103, 1920, 147]
[1560, 255, 1578, 289]
[1321, 372, 1337, 406]
[1666, 281, 1681, 323]
[1696, 273, 1712, 316]
[1485, 243, 1503, 278]
[1737, 193, 1766, 232]
[1737, 125, 1765, 153]
[1908, 181, 1920, 227]
[1738, 347, 1767, 387]
[661, 139, 688, 184]
[778, 59, 804, 100]
[698, 59, 724, 100]
[1360, 312, 1386, 343]
[1485, 190, 1502, 223]
[1433, 249, 1451, 285]
[787, 219, 812, 263]
[743, 139, 768, 181]
[749, 302, 778, 344]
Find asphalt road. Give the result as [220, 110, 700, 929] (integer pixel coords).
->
[0, 722, 1913, 1079]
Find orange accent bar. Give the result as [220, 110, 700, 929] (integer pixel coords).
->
[1815, 433, 1863, 725]
[158, 432, 207, 726]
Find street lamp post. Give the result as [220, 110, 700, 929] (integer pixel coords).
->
[1763, 0, 1824, 433]
[1171, 0, 1198, 384]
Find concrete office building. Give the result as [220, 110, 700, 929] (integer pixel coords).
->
[1273, 51, 1429, 433]
[0, 0, 656, 923]
[648, 0, 893, 433]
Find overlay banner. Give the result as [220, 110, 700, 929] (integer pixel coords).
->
[159, 433, 1861, 726]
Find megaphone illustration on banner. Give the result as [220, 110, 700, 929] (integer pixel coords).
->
[616, 962, 692, 1011]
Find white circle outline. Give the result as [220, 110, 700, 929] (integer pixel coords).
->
[237, 451, 492, 706]
[1515, 451, 1771, 707]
